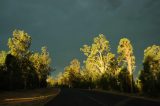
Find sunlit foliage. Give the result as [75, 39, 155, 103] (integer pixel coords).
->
[138, 45, 160, 95]
[30, 46, 52, 87]
[117, 38, 135, 92]
[0, 30, 52, 90]
[80, 34, 111, 74]
[64, 59, 80, 87]
[79, 34, 121, 90]
[117, 38, 135, 75]
[8, 30, 31, 57]
[0, 51, 7, 66]
[1, 30, 160, 97]
[47, 76, 55, 87]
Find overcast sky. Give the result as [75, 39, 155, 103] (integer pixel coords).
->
[0, 0, 160, 76]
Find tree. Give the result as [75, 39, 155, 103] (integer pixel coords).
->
[0, 51, 7, 66]
[56, 72, 64, 86]
[0, 29, 53, 90]
[97, 53, 120, 90]
[80, 34, 111, 74]
[7, 30, 33, 89]
[64, 59, 81, 88]
[69, 59, 80, 73]
[117, 38, 135, 92]
[30, 46, 52, 87]
[138, 45, 160, 95]
[8, 30, 31, 57]
[0, 51, 8, 89]
[5, 54, 22, 89]
[81, 34, 120, 89]
[47, 76, 55, 87]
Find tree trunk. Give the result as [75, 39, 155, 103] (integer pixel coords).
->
[127, 58, 133, 93]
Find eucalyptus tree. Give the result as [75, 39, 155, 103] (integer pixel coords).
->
[30, 46, 52, 87]
[7, 30, 32, 89]
[138, 45, 160, 95]
[81, 34, 120, 89]
[117, 38, 135, 92]
[80, 34, 114, 74]
[8, 30, 31, 58]
[63, 59, 81, 88]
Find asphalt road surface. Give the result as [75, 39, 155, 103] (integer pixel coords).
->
[45, 88, 160, 106]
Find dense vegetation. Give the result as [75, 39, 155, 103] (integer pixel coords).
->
[1, 30, 160, 96]
[0, 30, 52, 90]
[54, 34, 160, 96]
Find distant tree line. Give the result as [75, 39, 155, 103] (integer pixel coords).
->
[54, 34, 160, 96]
[0, 30, 52, 90]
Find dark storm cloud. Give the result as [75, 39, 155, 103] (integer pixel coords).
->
[106, 0, 122, 9]
[144, 0, 160, 8]
[0, 0, 160, 76]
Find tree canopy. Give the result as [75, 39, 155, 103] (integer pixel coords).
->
[1, 30, 160, 96]
[0, 30, 52, 90]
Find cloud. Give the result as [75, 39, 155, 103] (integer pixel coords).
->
[107, 0, 123, 9]
[0, 0, 160, 75]
[144, 0, 160, 8]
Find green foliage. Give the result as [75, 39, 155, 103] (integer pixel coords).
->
[80, 68, 99, 89]
[30, 47, 51, 83]
[8, 30, 31, 57]
[117, 38, 135, 74]
[79, 34, 120, 89]
[98, 72, 118, 90]
[2, 30, 160, 97]
[144, 45, 160, 62]
[0, 51, 7, 66]
[138, 45, 160, 96]
[58, 59, 81, 88]
[117, 68, 133, 92]
[117, 38, 135, 92]
[55, 35, 137, 92]
[65, 58, 80, 73]
[0, 30, 52, 90]
[47, 76, 55, 87]
[80, 34, 111, 74]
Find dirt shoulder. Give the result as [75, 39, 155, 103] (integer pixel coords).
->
[0, 88, 60, 106]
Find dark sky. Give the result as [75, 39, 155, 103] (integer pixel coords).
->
[0, 0, 160, 77]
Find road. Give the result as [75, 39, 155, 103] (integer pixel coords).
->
[45, 88, 160, 106]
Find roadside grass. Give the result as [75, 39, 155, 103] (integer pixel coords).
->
[0, 88, 60, 106]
